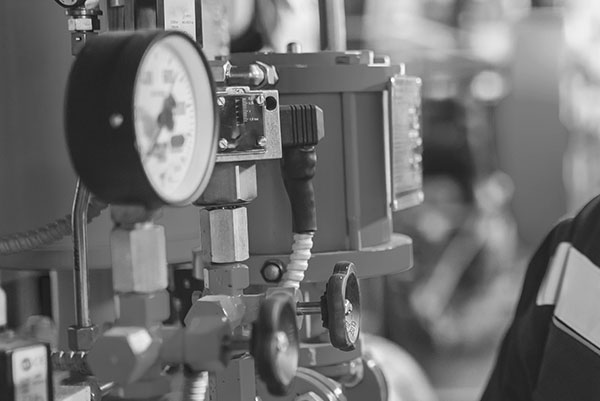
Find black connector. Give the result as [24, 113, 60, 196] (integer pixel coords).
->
[279, 105, 324, 147]
[281, 147, 318, 233]
[279, 104, 324, 234]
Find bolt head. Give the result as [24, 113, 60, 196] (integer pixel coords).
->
[255, 95, 265, 105]
[257, 136, 268, 148]
[88, 327, 159, 384]
[217, 96, 226, 106]
[261, 262, 283, 283]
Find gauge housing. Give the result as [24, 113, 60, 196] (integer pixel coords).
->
[66, 30, 218, 208]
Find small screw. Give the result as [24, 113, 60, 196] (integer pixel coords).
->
[286, 42, 302, 53]
[257, 136, 268, 148]
[217, 97, 226, 106]
[255, 95, 265, 105]
[109, 113, 123, 128]
[218, 138, 229, 150]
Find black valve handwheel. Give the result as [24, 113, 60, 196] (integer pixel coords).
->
[251, 293, 299, 396]
[321, 262, 361, 351]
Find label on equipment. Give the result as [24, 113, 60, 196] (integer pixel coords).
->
[12, 345, 48, 401]
[389, 75, 423, 211]
[164, 0, 196, 40]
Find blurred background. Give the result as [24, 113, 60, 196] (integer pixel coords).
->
[2, 0, 598, 400]
[353, 0, 591, 400]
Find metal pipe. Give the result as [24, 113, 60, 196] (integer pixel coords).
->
[318, 0, 347, 51]
[296, 301, 321, 316]
[72, 179, 92, 327]
[99, 382, 116, 394]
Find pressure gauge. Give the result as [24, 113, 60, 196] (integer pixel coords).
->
[66, 30, 218, 207]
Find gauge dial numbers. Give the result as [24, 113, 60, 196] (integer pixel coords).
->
[65, 30, 218, 208]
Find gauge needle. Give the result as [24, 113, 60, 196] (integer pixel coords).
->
[144, 93, 177, 159]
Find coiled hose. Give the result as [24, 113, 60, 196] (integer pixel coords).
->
[183, 370, 209, 401]
[0, 196, 106, 255]
[280, 233, 314, 288]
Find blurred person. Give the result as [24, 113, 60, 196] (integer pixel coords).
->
[481, 1, 600, 399]
[481, 193, 600, 400]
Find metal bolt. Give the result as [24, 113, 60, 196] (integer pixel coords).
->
[286, 42, 302, 53]
[261, 261, 283, 283]
[109, 113, 123, 128]
[257, 136, 268, 148]
[344, 300, 353, 315]
[218, 138, 229, 150]
[255, 95, 265, 105]
[274, 331, 289, 353]
[217, 96, 226, 106]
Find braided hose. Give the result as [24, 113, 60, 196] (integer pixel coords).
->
[0, 196, 106, 255]
[280, 233, 314, 288]
[183, 371, 209, 401]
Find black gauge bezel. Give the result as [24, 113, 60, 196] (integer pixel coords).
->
[65, 30, 219, 208]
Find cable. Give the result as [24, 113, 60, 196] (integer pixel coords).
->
[0, 196, 106, 255]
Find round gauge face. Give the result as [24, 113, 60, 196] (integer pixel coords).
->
[133, 34, 216, 205]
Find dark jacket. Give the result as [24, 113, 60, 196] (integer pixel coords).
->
[482, 195, 600, 400]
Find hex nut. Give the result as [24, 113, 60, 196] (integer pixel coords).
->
[67, 325, 99, 351]
[205, 264, 249, 294]
[195, 163, 257, 206]
[184, 315, 231, 371]
[110, 224, 168, 293]
[199, 208, 249, 264]
[87, 327, 160, 384]
[255, 61, 279, 86]
[117, 291, 170, 326]
[209, 59, 231, 83]
[184, 295, 246, 330]
[212, 357, 256, 399]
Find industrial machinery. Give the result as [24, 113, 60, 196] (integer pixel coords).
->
[0, 1, 422, 400]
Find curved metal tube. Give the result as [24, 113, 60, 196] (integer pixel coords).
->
[72, 179, 92, 327]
